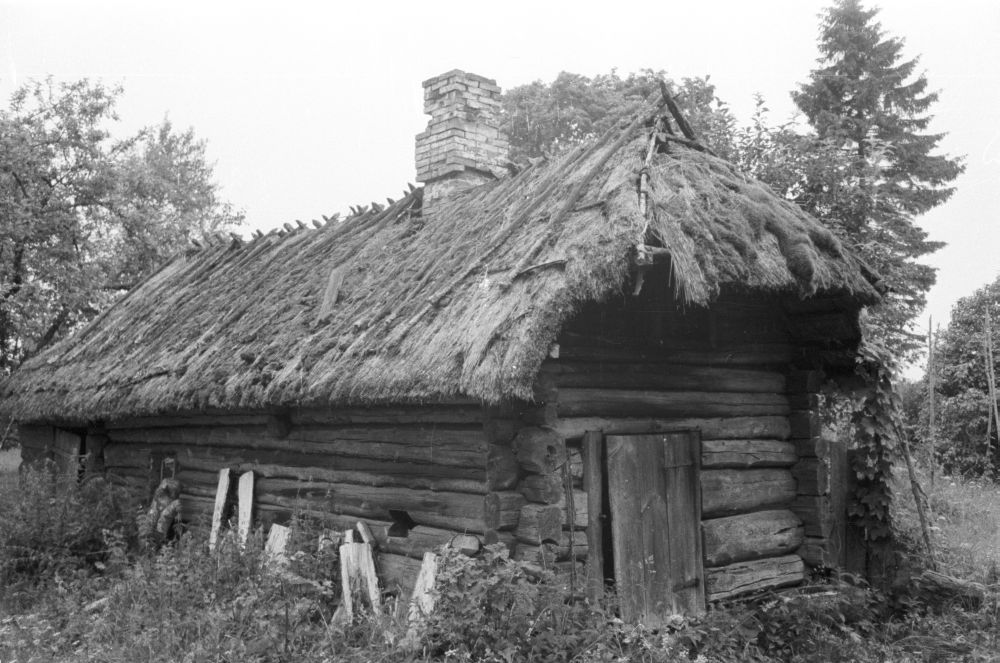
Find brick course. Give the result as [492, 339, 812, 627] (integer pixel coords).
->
[416, 70, 508, 187]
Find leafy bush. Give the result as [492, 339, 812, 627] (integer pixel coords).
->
[0, 464, 135, 605]
[423, 544, 595, 662]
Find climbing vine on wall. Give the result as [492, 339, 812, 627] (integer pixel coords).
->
[849, 341, 902, 541]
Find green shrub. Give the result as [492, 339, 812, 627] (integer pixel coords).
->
[0, 464, 135, 605]
[422, 544, 613, 662]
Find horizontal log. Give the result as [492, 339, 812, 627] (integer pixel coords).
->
[377, 552, 422, 599]
[797, 536, 842, 568]
[793, 436, 830, 459]
[540, 363, 786, 394]
[174, 460, 488, 495]
[554, 489, 588, 528]
[483, 419, 518, 444]
[789, 411, 821, 439]
[178, 494, 217, 523]
[792, 458, 830, 496]
[787, 393, 820, 411]
[383, 526, 463, 559]
[519, 474, 563, 504]
[515, 504, 563, 544]
[702, 439, 797, 469]
[557, 389, 790, 418]
[515, 533, 588, 564]
[292, 405, 484, 426]
[701, 469, 797, 517]
[785, 370, 824, 394]
[522, 403, 558, 426]
[555, 416, 791, 441]
[514, 543, 558, 566]
[105, 411, 269, 430]
[791, 495, 838, 538]
[702, 510, 804, 567]
[109, 425, 490, 468]
[513, 428, 566, 474]
[706, 554, 805, 601]
[532, 375, 559, 403]
[555, 343, 795, 366]
[252, 481, 521, 533]
[104, 442, 487, 482]
[913, 570, 987, 609]
[484, 492, 525, 530]
[486, 445, 519, 491]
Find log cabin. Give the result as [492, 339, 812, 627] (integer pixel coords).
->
[0, 70, 881, 622]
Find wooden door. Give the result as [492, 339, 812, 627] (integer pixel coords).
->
[606, 431, 704, 622]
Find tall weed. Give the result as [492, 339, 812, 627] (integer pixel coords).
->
[0, 464, 135, 608]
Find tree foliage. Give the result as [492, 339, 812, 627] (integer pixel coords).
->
[932, 276, 1000, 477]
[501, 69, 737, 162]
[791, 0, 964, 360]
[0, 78, 242, 370]
[501, 2, 963, 364]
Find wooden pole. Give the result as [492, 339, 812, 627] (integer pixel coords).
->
[582, 431, 604, 603]
[900, 435, 936, 570]
[928, 317, 936, 489]
[985, 305, 1000, 476]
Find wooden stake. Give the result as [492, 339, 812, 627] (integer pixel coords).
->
[339, 541, 381, 619]
[402, 551, 438, 650]
[265, 524, 290, 568]
[237, 471, 254, 548]
[209, 468, 231, 552]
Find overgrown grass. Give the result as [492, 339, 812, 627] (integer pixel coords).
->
[896, 469, 1000, 583]
[0, 459, 998, 662]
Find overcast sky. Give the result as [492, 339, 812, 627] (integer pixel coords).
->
[2, 0, 998, 373]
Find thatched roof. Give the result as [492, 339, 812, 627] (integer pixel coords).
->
[2, 107, 880, 423]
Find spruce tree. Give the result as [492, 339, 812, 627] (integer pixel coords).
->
[793, 0, 964, 359]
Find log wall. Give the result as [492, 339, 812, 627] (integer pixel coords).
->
[787, 371, 848, 568]
[517, 289, 816, 601]
[100, 403, 522, 569]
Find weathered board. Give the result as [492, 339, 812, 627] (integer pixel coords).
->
[702, 510, 804, 567]
[706, 554, 805, 601]
[209, 468, 231, 552]
[607, 432, 704, 622]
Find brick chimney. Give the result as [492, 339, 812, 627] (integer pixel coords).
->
[415, 70, 509, 208]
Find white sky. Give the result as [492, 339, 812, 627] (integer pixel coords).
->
[1, 0, 998, 374]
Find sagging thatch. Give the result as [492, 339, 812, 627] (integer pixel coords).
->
[1, 109, 879, 423]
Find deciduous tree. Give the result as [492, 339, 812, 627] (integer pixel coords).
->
[0, 78, 242, 370]
[501, 70, 736, 162]
[933, 277, 1000, 477]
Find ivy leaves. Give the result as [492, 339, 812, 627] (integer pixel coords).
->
[850, 341, 902, 540]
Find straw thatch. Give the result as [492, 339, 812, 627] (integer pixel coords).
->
[1, 113, 879, 423]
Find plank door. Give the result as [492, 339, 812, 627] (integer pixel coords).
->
[606, 431, 704, 622]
